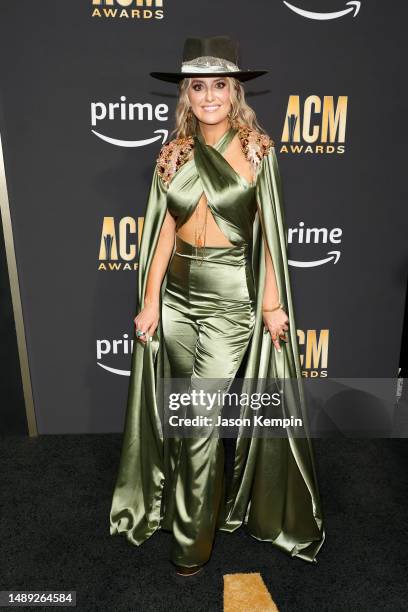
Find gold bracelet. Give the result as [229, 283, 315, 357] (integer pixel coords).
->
[262, 302, 283, 312]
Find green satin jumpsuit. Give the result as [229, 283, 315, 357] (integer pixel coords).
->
[109, 125, 325, 567]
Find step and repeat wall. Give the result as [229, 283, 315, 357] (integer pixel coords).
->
[0, 1, 406, 433]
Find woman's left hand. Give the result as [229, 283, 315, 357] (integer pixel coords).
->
[263, 308, 289, 352]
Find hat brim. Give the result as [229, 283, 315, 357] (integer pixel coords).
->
[149, 70, 268, 83]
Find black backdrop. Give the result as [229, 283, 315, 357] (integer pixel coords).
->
[0, 0, 406, 433]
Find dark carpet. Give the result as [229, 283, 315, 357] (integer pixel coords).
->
[1, 435, 407, 612]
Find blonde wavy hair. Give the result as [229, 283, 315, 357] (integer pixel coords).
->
[169, 76, 267, 140]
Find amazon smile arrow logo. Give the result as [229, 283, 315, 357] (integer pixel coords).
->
[97, 362, 131, 376]
[283, 0, 361, 20]
[91, 128, 168, 148]
[289, 250, 341, 267]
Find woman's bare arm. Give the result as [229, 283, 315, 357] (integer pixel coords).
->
[144, 210, 176, 306]
[262, 236, 280, 311]
[261, 230, 289, 353]
[134, 210, 176, 343]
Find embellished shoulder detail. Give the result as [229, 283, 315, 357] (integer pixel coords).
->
[236, 125, 274, 176]
[156, 136, 194, 187]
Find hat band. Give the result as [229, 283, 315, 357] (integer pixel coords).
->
[181, 55, 240, 74]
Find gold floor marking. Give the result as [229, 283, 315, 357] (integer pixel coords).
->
[223, 572, 279, 611]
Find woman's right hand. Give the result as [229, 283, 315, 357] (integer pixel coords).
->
[263, 307, 289, 352]
[134, 299, 160, 346]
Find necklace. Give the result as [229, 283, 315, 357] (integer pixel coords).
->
[194, 198, 208, 265]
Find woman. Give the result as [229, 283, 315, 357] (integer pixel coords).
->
[110, 36, 325, 576]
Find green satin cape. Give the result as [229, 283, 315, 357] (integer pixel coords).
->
[109, 126, 325, 563]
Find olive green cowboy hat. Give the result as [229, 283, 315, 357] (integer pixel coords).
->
[150, 35, 268, 83]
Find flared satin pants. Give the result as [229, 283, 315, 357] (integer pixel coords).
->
[160, 234, 256, 567]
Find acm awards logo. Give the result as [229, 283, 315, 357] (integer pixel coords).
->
[91, 0, 164, 19]
[281, 95, 347, 154]
[98, 216, 143, 270]
[299, 329, 329, 378]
